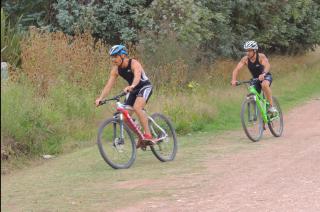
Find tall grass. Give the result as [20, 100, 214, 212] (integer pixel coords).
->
[20, 28, 109, 95]
[1, 29, 320, 160]
[1, 8, 22, 67]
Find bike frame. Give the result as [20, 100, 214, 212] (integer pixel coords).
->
[115, 101, 144, 140]
[114, 101, 168, 142]
[246, 85, 269, 123]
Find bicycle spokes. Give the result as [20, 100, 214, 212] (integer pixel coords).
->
[267, 97, 284, 137]
[97, 119, 136, 169]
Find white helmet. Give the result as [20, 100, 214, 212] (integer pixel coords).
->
[244, 41, 258, 50]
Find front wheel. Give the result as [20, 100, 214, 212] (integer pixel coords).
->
[148, 113, 178, 162]
[268, 97, 284, 137]
[241, 97, 264, 142]
[97, 118, 136, 169]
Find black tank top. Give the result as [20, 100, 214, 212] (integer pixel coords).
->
[118, 59, 151, 89]
[248, 53, 264, 78]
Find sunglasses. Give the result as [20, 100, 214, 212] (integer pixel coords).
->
[245, 49, 254, 52]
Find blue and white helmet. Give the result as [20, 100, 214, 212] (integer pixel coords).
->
[244, 41, 258, 50]
[109, 45, 128, 56]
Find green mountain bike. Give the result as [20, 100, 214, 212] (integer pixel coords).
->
[236, 78, 284, 142]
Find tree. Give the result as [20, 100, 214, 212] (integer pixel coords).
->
[55, 0, 147, 44]
[2, 0, 56, 30]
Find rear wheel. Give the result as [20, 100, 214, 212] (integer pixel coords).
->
[268, 97, 284, 137]
[148, 113, 177, 162]
[97, 118, 136, 169]
[241, 97, 263, 142]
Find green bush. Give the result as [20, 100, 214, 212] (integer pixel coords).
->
[3, 0, 320, 57]
[1, 77, 99, 157]
[1, 80, 61, 155]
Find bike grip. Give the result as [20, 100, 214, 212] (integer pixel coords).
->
[120, 91, 127, 96]
[236, 81, 241, 86]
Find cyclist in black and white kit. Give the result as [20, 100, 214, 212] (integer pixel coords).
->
[231, 41, 277, 113]
[95, 45, 154, 142]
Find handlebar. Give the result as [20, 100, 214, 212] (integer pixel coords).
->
[235, 78, 260, 86]
[98, 92, 127, 106]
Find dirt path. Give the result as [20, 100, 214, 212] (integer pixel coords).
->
[119, 99, 320, 212]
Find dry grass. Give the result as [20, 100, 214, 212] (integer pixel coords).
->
[20, 28, 110, 95]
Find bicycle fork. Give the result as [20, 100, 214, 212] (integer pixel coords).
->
[111, 113, 125, 150]
[246, 95, 258, 122]
[246, 96, 268, 130]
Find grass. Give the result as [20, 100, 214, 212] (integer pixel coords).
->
[1, 8, 22, 67]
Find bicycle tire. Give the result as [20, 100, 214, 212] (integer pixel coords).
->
[149, 113, 178, 162]
[241, 97, 263, 142]
[97, 118, 136, 169]
[268, 97, 284, 137]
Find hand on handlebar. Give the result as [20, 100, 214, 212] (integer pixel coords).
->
[95, 97, 103, 107]
[124, 85, 134, 93]
[95, 92, 127, 107]
[258, 73, 265, 81]
[231, 80, 238, 87]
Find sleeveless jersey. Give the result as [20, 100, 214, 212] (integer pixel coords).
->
[248, 53, 264, 78]
[118, 59, 151, 89]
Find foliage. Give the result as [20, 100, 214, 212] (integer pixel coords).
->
[1, 79, 61, 156]
[2, 0, 320, 56]
[1, 0, 56, 30]
[54, 0, 147, 44]
[1, 77, 98, 157]
[139, 0, 214, 44]
[1, 8, 22, 67]
[20, 28, 108, 94]
[229, 0, 320, 55]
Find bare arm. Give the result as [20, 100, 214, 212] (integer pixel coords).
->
[257, 53, 271, 81]
[259, 53, 270, 73]
[231, 56, 247, 86]
[130, 59, 143, 88]
[95, 67, 118, 106]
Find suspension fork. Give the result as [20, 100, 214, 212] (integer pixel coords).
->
[247, 95, 258, 121]
[119, 113, 125, 139]
[247, 102, 259, 121]
[112, 113, 125, 140]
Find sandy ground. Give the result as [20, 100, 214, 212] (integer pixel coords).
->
[119, 99, 320, 212]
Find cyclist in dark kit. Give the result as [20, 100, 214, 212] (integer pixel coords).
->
[95, 45, 155, 145]
[231, 40, 277, 114]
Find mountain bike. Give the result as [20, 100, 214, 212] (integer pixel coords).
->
[236, 78, 284, 142]
[97, 92, 178, 169]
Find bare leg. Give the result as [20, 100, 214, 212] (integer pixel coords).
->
[133, 97, 151, 135]
[261, 80, 273, 106]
